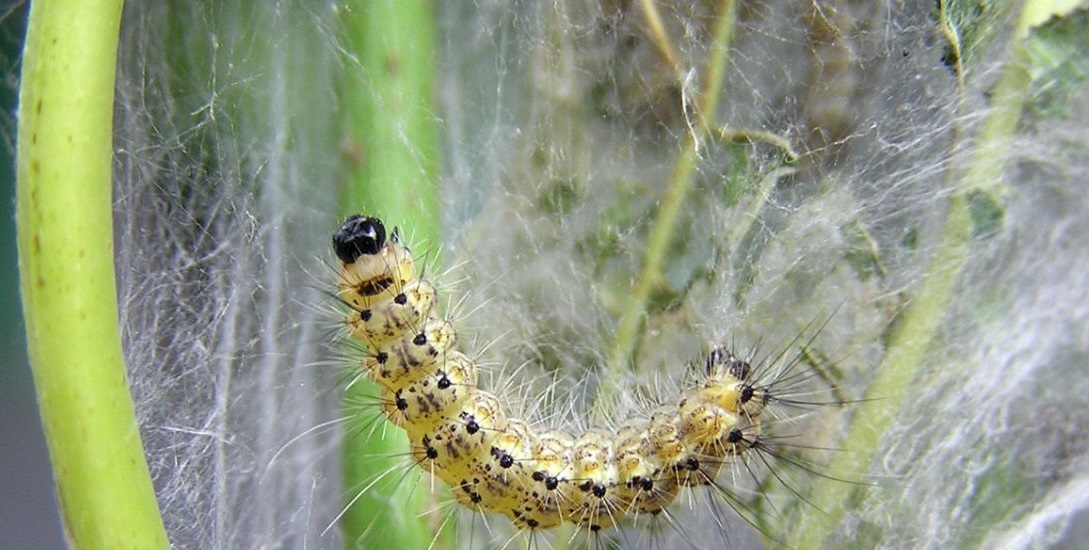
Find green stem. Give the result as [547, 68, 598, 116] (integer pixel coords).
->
[961, 34, 1032, 200]
[337, 1, 446, 548]
[17, 1, 170, 548]
[600, 0, 738, 413]
[787, 6, 1038, 547]
[787, 193, 972, 548]
[340, 0, 441, 235]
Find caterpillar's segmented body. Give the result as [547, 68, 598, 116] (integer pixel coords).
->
[333, 214, 784, 533]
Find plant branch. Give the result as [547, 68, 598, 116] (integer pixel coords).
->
[336, 1, 447, 548]
[17, 0, 170, 547]
[599, 0, 738, 416]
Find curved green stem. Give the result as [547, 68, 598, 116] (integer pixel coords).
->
[787, 4, 1042, 547]
[17, 1, 169, 548]
[786, 192, 972, 548]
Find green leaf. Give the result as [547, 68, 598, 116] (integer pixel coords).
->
[1024, 8, 1089, 118]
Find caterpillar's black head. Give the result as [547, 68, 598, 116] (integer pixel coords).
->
[333, 215, 387, 264]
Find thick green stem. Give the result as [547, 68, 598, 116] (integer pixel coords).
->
[337, 1, 445, 548]
[787, 4, 1042, 547]
[787, 193, 972, 548]
[17, 1, 169, 548]
[340, 0, 441, 234]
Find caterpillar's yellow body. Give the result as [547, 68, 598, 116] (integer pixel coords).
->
[333, 215, 775, 532]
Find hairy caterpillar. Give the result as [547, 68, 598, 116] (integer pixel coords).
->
[332, 214, 832, 540]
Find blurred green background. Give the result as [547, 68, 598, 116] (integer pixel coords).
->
[1, 3, 66, 548]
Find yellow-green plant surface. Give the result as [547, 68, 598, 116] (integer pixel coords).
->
[16, 1, 169, 548]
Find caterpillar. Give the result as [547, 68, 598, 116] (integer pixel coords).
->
[331, 214, 828, 540]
